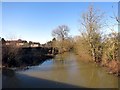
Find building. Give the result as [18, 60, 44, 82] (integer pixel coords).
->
[5, 39, 28, 47]
[2, 38, 41, 47]
[29, 42, 40, 47]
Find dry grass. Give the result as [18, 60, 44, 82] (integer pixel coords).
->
[74, 36, 92, 62]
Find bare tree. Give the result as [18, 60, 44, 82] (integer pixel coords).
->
[52, 25, 70, 53]
[104, 5, 120, 61]
[52, 25, 69, 41]
[80, 5, 105, 63]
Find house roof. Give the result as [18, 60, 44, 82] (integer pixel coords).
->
[6, 39, 27, 43]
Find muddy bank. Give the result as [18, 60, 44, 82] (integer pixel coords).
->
[101, 60, 120, 76]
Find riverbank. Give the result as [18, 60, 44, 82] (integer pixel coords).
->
[2, 68, 15, 77]
[101, 60, 120, 76]
[75, 54, 120, 77]
[2, 47, 56, 68]
[2, 54, 54, 71]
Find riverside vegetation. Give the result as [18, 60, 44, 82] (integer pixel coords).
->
[51, 5, 120, 76]
[1, 5, 120, 76]
[2, 40, 58, 69]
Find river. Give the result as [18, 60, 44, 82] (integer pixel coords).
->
[2, 53, 120, 88]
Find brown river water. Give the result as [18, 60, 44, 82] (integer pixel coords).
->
[2, 53, 120, 88]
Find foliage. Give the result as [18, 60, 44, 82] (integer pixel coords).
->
[2, 43, 54, 67]
[73, 36, 92, 61]
[103, 32, 120, 61]
[2, 41, 21, 67]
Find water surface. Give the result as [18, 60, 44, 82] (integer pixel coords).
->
[3, 53, 119, 88]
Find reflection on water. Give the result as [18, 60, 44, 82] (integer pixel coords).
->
[3, 53, 120, 88]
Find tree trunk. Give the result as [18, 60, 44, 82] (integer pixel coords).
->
[91, 48, 96, 62]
